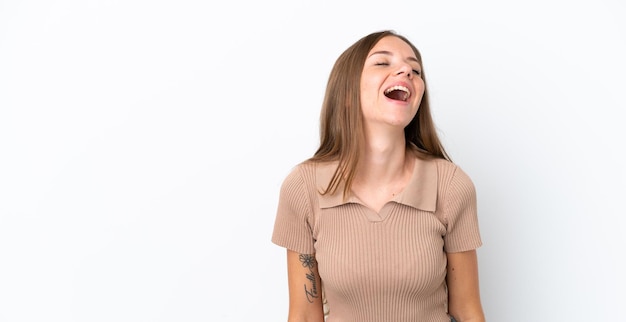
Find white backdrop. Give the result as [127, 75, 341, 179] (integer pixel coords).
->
[1, 1, 625, 321]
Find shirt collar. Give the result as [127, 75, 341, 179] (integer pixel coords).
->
[315, 157, 437, 212]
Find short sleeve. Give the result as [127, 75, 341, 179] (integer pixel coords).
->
[271, 166, 316, 254]
[443, 166, 482, 253]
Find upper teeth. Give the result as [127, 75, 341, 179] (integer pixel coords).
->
[385, 85, 410, 97]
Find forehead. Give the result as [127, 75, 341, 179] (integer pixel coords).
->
[367, 36, 417, 59]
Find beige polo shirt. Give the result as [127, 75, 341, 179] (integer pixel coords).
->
[272, 156, 482, 322]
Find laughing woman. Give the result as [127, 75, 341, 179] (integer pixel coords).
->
[272, 30, 486, 322]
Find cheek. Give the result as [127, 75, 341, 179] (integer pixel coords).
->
[413, 81, 425, 100]
[416, 78, 425, 92]
[360, 78, 379, 99]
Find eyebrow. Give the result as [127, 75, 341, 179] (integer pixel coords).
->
[368, 50, 420, 64]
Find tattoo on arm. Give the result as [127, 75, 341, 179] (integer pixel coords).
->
[299, 254, 319, 303]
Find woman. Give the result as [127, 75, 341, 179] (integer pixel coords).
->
[272, 30, 485, 322]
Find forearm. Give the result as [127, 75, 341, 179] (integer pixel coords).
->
[447, 250, 485, 322]
[286, 250, 325, 322]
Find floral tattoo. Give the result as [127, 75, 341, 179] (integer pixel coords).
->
[299, 254, 316, 268]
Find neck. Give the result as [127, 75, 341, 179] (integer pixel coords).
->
[357, 132, 410, 185]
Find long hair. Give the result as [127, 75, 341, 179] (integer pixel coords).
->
[309, 30, 450, 198]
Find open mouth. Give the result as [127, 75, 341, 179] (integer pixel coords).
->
[384, 85, 411, 102]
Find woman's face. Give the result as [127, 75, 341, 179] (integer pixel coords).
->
[360, 36, 425, 130]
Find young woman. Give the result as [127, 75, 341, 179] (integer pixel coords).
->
[272, 30, 485, 322]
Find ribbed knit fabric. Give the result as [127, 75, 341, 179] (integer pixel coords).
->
[272, 157, 482, 322]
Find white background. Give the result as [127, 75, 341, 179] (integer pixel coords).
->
[1, 1, 625, 321]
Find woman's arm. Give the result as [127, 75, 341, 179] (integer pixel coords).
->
[285, 249, 325, 322]
[446, 249, 485, 322]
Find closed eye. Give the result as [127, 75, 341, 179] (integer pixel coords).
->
[412, 69, 421, 75]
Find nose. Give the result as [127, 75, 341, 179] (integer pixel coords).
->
[396, 64, 413, 79]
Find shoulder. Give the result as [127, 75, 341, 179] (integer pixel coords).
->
[280, 160, 333, 196]
[431, 159, 477, 215]
[428, 158, 475, 189]
[281, 160, 317, 185]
